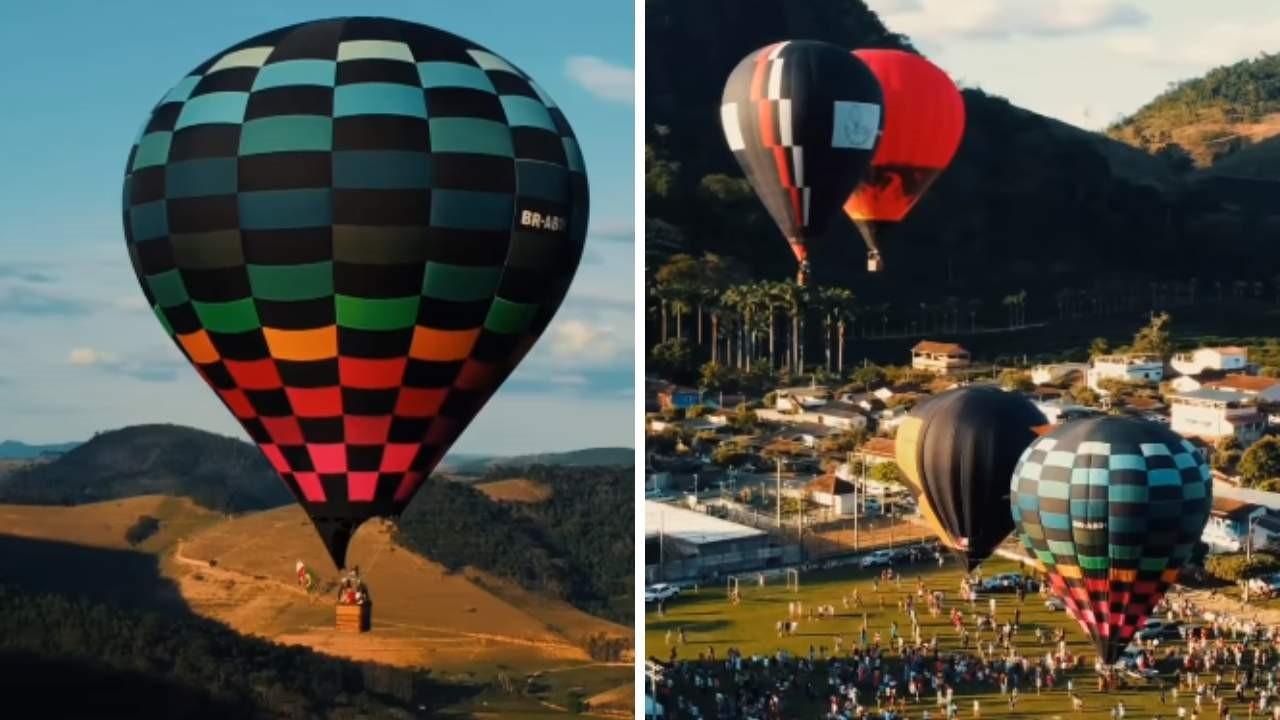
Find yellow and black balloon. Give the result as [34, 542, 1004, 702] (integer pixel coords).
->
[895, 386, 1048, 569]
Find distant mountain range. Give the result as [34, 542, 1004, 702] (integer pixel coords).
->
[0, 425, 633, 510]
[0, 440, 81, 460]
[442, 447, 636, 474]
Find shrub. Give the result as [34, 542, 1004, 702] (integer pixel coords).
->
[1205, 552, 1279, 582]
[124, 515, 161, 546]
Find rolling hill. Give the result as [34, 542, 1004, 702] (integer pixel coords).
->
[0, 439, 80, 460]
[0, 424, 289, 512]
[0, 496, 630, 717]
[444, 446, 636, 474]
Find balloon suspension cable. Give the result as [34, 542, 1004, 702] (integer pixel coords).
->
[855, 219, 884, 273]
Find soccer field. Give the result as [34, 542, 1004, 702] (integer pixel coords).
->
[646, 556, 1204, 719]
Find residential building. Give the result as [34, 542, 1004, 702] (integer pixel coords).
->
[1204, 375, 1280, 403]
[806, 475, 858, 515]
[856, 437, 897, 466]
[810, 401, 870, 431]
[1030, 362, 1088, 386]
[775, 386, 831, 413]
[911, 341, 971, 375]
[1202, 496, 1273, 554]
[1168, 388, 1265, 444]
[1086, 354, 1164, 391]
[1171, 346, 1248, 376]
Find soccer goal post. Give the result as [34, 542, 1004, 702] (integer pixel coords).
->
[786, 568, 800, 593]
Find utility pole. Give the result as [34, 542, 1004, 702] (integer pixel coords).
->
[776, 457, 783, 530]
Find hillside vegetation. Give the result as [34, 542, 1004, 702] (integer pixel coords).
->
[0, 424, 289, 512]
[1109, 53, 1280, 168]
[397, 465, 635, 624]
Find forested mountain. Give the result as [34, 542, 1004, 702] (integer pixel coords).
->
[645, 0, 1280, 343]
[1109, 53, 1280, 168]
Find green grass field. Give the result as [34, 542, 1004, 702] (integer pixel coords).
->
[646, 557, 1208, 720]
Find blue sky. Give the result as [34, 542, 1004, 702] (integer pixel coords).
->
[0, 1, 634, 454]
[866, 0, 1280, 130]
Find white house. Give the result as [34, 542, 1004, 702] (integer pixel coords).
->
[1171, 346, 1248, 377]
[1031, 362, 1088, 386]
[911, 341, 972, 375]
[1087, 354, 1164, 392]
[1204, 375, 1280, 403]
[1202, 496, 1272, 554]
[806, 475, 858, 515]
[775, 386, 831, 413]
[1168, 388, 1266, 444]
[810, 401, 870, 431]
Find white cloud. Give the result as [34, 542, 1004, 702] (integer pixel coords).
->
[547, 373, 589, 386]
[550, 320, 621, 363]
[870, 0, 1147, 42]
[113, 295, 151, 312]
[69, 346, 113, 366]
[565, 56, 634, 104]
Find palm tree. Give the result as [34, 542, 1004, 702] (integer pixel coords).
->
[825, 287, 856, 375]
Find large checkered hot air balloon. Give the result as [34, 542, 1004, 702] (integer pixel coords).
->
[720, 40, 883, 285]
[843, 49, 965, 272]
[894, 386, 1047, 570]
[1010, 417, 1212, 663]
[121, 17, 588, 569]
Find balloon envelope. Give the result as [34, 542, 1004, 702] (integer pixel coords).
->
[843, 50, 964, 265]
[1010, 417, 1212, 663]
[895, 386, 1047, 568]
[720, 40, 883, 272]
[121, 17, 588, 568]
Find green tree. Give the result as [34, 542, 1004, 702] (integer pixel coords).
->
[1089, 337, 1111, 358]
[1240, 436, 1280, 486]
[849, 364, 887, 391]
[699, 361, 732, 392]
[999, 369, 1035, 392]
[869, 462, 905, 486]
[1130, 312, 1173, 359]
[649, 338, 695, 383]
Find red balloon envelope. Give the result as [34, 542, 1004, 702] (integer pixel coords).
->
[843, 49, 964, 270]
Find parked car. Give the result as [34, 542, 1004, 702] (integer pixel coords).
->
[1044, 595, 1066, 611]
[862, 498, 882, 516]
[980, 573, 1026, 592]
[644, 583, 680, 603]
[1135, 618, 1181, 641]
[860, 550, 896, 569]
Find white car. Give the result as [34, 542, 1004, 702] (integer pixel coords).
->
[644, 583, 680, 603]
[1044, 595, 1066, 611]
[860, 550, 895, 568]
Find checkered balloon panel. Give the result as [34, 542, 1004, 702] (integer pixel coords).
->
[121, 18, 588, 567]
[1010, 417, 1211, 662]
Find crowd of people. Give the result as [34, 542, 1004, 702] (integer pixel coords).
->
[648, 565, 1280, 720]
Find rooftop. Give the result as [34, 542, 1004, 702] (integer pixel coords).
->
[859, 437, 897, 458]
[912, 341, 968, 355]
[1207, 375, 1280, 393]
[644, 501, 766, 544]
[1211, 496, 1260, 519]
[806, 475, 856, 495]
[1172, 388, 1252, 404]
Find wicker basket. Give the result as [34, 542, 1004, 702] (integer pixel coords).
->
[335, 602, 371, 633]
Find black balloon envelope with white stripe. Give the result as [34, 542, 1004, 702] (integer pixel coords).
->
[719, 40, 883, 284]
